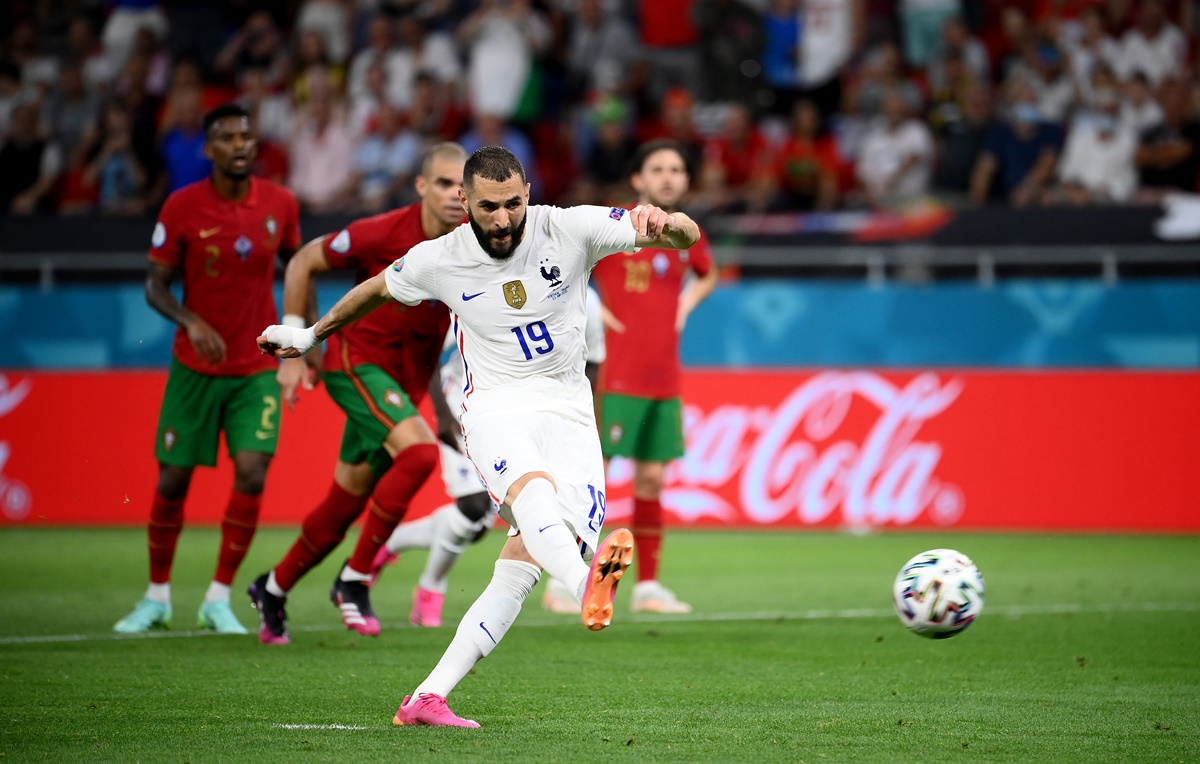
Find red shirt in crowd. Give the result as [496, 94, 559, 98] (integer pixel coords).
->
[320, 204, 453, 402]
[149, 176, 301, 376]
[592, 227, 714, 400]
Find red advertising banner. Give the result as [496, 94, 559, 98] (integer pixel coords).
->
[1, 370, 1197, 531]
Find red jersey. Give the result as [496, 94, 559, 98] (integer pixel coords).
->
[149, 177, 301, 376]
[592, 227, 713, 400]
[320, 204, 451, 403]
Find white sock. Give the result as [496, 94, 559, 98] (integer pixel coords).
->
[385, 507, 442, 553]
[508, 478, 590, 596]
[266, 570, 286, 598]
[418, 504, 479, 594]
[413, 559, 540, 698]
[204, 582, 231, 604]
[340, 564, 371, 583]
[146, 583, 170, 604]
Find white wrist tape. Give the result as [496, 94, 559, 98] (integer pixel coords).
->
[263, 324, 318, 354]
[281, 314, 307, 328]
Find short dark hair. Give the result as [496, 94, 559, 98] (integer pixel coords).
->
[203, 103, 252, 137]
[464, 146, 526, 191]
[631, 139, 690, 176]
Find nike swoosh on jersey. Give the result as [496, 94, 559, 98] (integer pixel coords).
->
[538, 524, 558, 533]
[462, 291, 486, 301]
[199, 226, 222, 239]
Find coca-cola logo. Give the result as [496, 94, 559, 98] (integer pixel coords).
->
[0, 375, 33, 522]
[609, 372, 964, 527]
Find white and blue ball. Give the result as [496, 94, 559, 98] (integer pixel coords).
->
[892, 549, 985, 639]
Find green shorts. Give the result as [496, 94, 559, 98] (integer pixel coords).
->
[324, 364, 420, 477]
[599, 392, 685, 462]
[155, 359, 281, 467]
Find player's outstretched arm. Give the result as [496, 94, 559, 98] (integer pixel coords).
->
[258, 270, 394, 358]
[277, 237, 332, 406]
[631, 205, 701, 251]
[146, 262, 227, 366]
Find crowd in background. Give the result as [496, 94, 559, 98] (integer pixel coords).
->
[0, 0, 1197, 218]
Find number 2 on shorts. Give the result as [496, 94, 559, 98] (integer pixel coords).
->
[511, 321, 554, 360]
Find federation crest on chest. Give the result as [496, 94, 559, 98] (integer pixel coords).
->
[652, 251, 670, 276]
[503, 280, 527, 309]
[234, 235, 253, 260]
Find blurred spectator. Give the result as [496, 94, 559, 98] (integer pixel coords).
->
[237, 67, 294, 145]
[112, 55, 164, 195]
[766, 99, 841, 211]
[1099, 0, 1136, 36]
[1120, 73, 1165, 134]
[129, 26, 172, 99]
[1135, 79, 1200, 195]
[1112, 0, 1186, 87]
[926, 16, 990, 94]
[45, 61, 101, 162]
[159, 86, 209, 192]
[407, 70, 468, 142]
[933, 82, 994, 198]
[798, 0, 864, 118]
[0, 61, 27, 135]
[698, 102, 773, 212]
[459, 113, 542, 198]
[760, 0, 802, 114]
[694, 0, 766, 107]
[295, 0, 352, 65]
[101, 1, 169, 74]
[564, 0, 643, 102]
[988, 4, 1034, 82]
[848, 42, 923, 119]
[1049, 93, 1138, 203]
[352, 103, 422, 212]
[390, 13, 462, 109]
[854, 86, 934, 208]
[574, 95, 638, 205]
[66, 16, 118, 94]
[347, 14, 400, 106]
[1067, 7, 1122, 102]
[0, 101, 63, 215]
[898, 0, 961, 66]
[969, 78, 1063, 206]
[458, 0, 551, 121]
[638, 0, 701, 100]
[81, 100, 149, 215]
[9, 19, 58, 93]
[215, 11, 290, 89]
[637, 87, 704, 174]
[288, 83, 356, 213]
[1007, 39, 1074, 124]
[293, 33, 346, 104]
[349, 59, 390, 137]
[927, 47, 977, 135]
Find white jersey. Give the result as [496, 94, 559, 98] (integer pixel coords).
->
[386, 204, 636, 427]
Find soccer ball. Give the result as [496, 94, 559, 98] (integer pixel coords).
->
[892, 549, 985, 639]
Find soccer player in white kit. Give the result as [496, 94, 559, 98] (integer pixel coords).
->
[258, 146, 700, 728]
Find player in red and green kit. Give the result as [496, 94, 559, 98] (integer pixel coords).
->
[114, 103, 302, 634]
[247, 143, 469, 644]
[587, 139, 717, 613]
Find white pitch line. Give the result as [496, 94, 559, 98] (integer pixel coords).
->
[1, 601, 1196, 646]
[272, 724, 368, 731]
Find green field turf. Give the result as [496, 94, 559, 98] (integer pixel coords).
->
[1, 528, 1197, 762]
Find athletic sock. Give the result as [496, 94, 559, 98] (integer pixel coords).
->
[273, 482, 368, 592]
[384, 503, 445, 553]
[418, 503, 479, 594]
[204, 582, 231, 603]
[632, 497, 663, 583]
[414, 560, 540, 698]
[147, 491, 185, 585]
[213, 491, 261, 586]
[266, 570, 286, 599]
[509, 478, 590, 596]
[146, 582, 170, 604]
[345, 442, 438, 576]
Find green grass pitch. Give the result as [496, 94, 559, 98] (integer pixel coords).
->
[1, 528, 1197, 762]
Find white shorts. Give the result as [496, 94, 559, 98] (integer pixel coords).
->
[463, 407, 607, 557]
[440, 442, 487, 499]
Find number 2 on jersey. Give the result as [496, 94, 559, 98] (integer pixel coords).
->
[511, 321, 554, 360]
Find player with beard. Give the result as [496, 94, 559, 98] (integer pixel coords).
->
[114, 103, 302, 635]
[550, 139, 717, 614]
[258, 146, 700, 727]
[247, 143, 470, 643]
